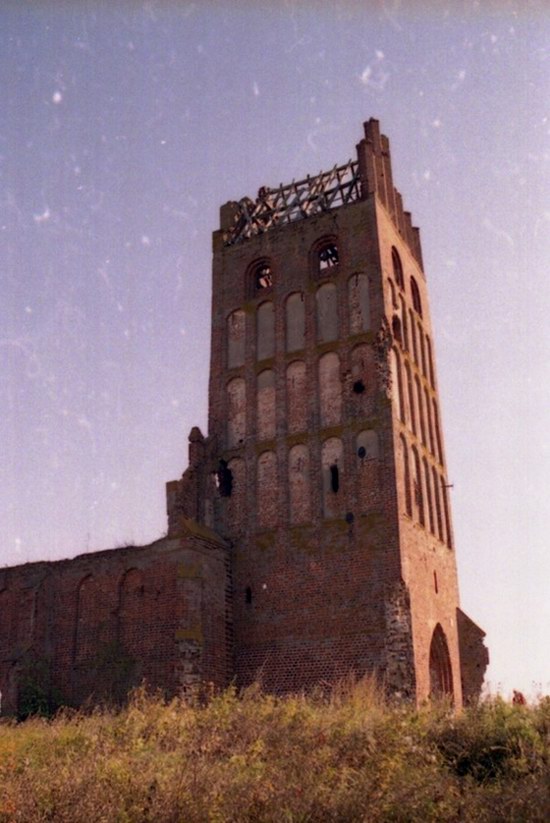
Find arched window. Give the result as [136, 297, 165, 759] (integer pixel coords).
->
[348, 274, 370, 333]
[391, 247, 404, 289]
[288, 444, 311, 524]
[316, 238, 339, 273]
[400, 435, 412, 516]
[286, 361, 307, 433]
[316, 282, 338, 342]
[257, 369, 276, 441]
[410, 276, 422, 316]
[256, 301, 275, 360]
[257, 451, 277, 529]
[321, 437, 343, 518]
[251, 259, 273, 292]
[227, 309, 245, 368]
[429, 624, 454, 699]
[285, 292, 305, 351]
[318, 352, 342, 427]
[226, 377, 246, 447]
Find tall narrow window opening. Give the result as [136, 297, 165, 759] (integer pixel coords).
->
[319, 242, 339, 270]
[330, 464, 340, 493]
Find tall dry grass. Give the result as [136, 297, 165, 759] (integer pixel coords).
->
[0, 680, 548, 822]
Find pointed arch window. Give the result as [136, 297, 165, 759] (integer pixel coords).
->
[429, 624, 454, 699]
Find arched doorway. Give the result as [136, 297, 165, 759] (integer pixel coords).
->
[429, 624, 454, 699]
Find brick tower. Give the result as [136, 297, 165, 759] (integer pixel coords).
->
[168, 118, 488, 705]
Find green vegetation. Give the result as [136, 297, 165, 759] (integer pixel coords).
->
[0, 682, 548, 822]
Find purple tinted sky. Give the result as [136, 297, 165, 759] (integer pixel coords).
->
[1, 1, 548, 696]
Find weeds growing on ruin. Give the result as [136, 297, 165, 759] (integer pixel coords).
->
[0, 681, 548, 822]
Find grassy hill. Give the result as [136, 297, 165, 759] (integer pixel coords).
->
[0, 682, 548, 822]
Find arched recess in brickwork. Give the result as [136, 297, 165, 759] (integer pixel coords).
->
[432, 466, 444, 542]
[423, 458, 435, 534]
[415, 376, 427, 446]
[257, 369, 276, 441]
[398, 296, 408, 351]
[257, 451, 277, 529]
[399, 435, 412, 516]
[392, 314, 402, 346]
[441, 477, 453, 549]
[404, 361, 416, 435]
[432, 400, 444, 465]
[410, 276, 423, 316]
[388, 278, 397, 310]
[256, 301, 275, 360]
[348, 273, 370, 333]
[426, 335, 435, 388]
[226, 377, 246, 448]
[316, 282, 338, 342]
[227, 457, 245, 531]
[321, 437, 344, 518]
[286, 360, 307, 433]
[390, 349, 405, 423]
[356, 430, 379, 510]
[318, 351, 341, 427]
[429, 624, 454, 699]
[74, 575, 100, 664]
[409, 310, 418, 363]
[285, 292, 305, 352]
[411, 446, 425, 526]
[227, 309, 245, 368]
[392, 247, 404, 289]
[418, 323, 427, 377]
[350, 343, 371, 413]
[424, 388, 435, 456]
[288, 444, 311, 524]
[118, 569, 144, 656]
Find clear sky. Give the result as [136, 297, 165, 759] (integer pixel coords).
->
[1, 1, 548, 698]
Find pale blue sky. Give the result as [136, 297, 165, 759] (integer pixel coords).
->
[1, 1, 548, 697]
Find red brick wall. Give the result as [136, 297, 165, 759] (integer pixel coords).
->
[0, 526, 230, 715]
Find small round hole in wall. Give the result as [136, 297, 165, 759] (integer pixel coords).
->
[353, 380, 365, 394]
[357, 446, 366, 459]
